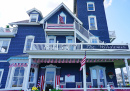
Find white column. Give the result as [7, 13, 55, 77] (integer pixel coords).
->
[124, 58, 130, 84]
[121, 68, 125, 86]
[83, 65, 86, 91]
[24, 58, 32, 91]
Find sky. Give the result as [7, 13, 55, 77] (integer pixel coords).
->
[0, 0, 130, 74]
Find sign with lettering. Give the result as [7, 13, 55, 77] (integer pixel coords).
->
[65, 75, 75, 82]
[82, 44, 129, 50]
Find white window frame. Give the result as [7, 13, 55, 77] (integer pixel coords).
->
[9, 67, 26, 89]
[23, 35, 35, 53]
[0, 69, 4, 84]
[88, 15, 98, 30]
[66, 36, 74, 43]
[89, 65, 107, 87]
[29, 14, 39, 22]
[87, 2, 95, 11]
[89, 37, 99, 43]
[58, 12, 66, 24]
[0, 38, 11, 54]
[47, 36, 56, 43]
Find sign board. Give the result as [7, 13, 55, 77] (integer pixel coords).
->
[65, 75, 75, 82]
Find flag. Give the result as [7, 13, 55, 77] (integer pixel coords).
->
[80, 51, 86, 71]
[59, 15, 64, 24]
[37, 78, 40, 87]
[40, 75, 45, 91]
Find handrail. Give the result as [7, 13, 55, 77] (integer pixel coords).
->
[0, 27, 17, 33]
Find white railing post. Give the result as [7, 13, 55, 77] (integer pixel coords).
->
[30, 42, 33, 50]
[73, 20, 76, 29]
[81, 43, 83, 50]
[57, 41, 59, 50]
[107, 84, 110, 91]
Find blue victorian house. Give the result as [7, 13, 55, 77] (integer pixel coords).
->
[0, 0, 130, 91]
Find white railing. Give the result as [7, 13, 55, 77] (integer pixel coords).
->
[0, 27, 17, 33]
[30, 43, 130, 51]
[109, 31, 116, 38]
[74, 21, 102, 43]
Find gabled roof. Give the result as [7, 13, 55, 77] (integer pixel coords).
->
[26, 8, 43, 18]
[40, 3, 83, 25]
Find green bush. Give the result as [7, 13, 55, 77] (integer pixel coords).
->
[51, 88, 62, 91]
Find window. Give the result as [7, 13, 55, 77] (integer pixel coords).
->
[28, 68, 36, 88]
[88, 15, 98, 30]
[90, 37, 99, 43]
[90, 65, 107, 87]
[87, 2, 95, 11]
[0, 39, 11, 53]
[47, 36, 56, 43]
[66, 36, 74, 43]
[58, 12, 66, 24]
[30, 14, 38, 22]
[23, 35, 34, 53]
[12, 67, 25, 87]
[0, 69, 4, 84]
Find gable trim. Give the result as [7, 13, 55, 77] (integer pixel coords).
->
[40, 3, 82, 25]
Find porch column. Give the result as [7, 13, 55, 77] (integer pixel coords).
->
[24, 58, 32, 91]
[83, 64, 86, 91]
[124, 58, 130, 84]
[121, 68, 125, 86]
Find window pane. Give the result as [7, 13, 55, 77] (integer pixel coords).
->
[19, 68, 24, 76]
[46, 72, 54, 81]
[30, 68, 35, 77]
[88, 4, 94, 10]
[92, 69, 97, 79]
[49, 39, 54, 43]
[18, 77, 24, 87]
[59, 16, 65, 24]
[99, 69, 104, 79]
[68, 39, 72, 43]
[29, 77, 34, 82]
[12, 77, 18, 87]
[26, 39, 33, 50]
[92, 39, 97, 43]
[14, 67, 20, 76]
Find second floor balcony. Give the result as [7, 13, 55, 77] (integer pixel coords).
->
[0, 27, 17, 37]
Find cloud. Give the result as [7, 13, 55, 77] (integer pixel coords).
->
[104, 0, 113, 8]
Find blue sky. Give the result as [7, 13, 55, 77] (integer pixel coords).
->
[105, 0, 130, 43]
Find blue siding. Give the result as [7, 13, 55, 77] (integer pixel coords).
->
[46, 8, 74, 24]
[0, 62, 9, 88]
[76, 0, 110, 43]
[0, 25, 45, 60]
[56, 36, 66, 43]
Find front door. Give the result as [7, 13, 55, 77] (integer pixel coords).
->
[44, 67, 56, 90]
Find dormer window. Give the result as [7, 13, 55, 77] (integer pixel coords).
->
[87, 2, 95, 11]
[58, 12, 66, 24]
[30, 14, 38, 22]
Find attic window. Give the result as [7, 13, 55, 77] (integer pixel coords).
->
[30, 14, 38, 22]
[58, 12, 66, 24]
[87, 2, 95, 11]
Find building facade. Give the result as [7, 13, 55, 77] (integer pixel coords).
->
[0, 0, 130, 91]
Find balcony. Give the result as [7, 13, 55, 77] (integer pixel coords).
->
[28, 43, 130, 53]
[109, 31, 116, 43]
[0, 27, 17, 37]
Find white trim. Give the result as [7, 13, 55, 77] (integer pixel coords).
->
[58, 12, 66, 24]
[47, 36, 56, 43]
[0, 69, 4, 84]
[87, 2, 95, 11]
[23, 35, 35, 53]
[88, 15, 98, 30]
[9, 23, 40, 25]
[89, 37, 99, 43]
[29, 14, 39, 22]
[40, 3, 83, 25]
[0, 38, 11, 54]
[66, 36, 74, 43]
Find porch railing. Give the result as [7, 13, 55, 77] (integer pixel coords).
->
[30, 43, 130, 51]
[0, 27, 17, 33]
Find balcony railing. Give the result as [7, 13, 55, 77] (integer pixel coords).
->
[0, 27, 17, 33]
[30, 43, 130, 51]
